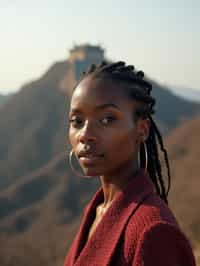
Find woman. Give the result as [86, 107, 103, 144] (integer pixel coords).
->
[64, 61, 196, 265]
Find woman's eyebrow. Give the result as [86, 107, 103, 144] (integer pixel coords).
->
[71, 103, 121, 113]
[95, 103, 121, 110]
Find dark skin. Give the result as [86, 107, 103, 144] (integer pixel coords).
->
[68, 76, 150, 213]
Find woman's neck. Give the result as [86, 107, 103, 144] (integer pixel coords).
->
[99, 162, 139, 207]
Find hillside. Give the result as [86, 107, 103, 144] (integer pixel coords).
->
[0, 61, 70, 189]
[166, 114, 200, 245]
[0, 151, 99, 266]
[166, 114, 200, 265]
[170, 87, 200, 102]
[0, 93, 10, 107]
[150, 80, 200, 131]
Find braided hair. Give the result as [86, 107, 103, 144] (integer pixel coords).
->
[74, 61, 171, 204]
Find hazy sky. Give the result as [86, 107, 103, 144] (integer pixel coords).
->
[0, 0, 200, 94]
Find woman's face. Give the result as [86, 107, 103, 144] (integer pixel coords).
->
[68, 76, 149, 178]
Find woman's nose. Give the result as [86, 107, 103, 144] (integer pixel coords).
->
[78, 121, 97, 143]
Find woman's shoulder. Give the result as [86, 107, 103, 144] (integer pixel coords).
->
[132, 220, 196, 266]
[125, 193, 196, 265]
[129, 192, 179, 228]
[125, 192, 181, 244]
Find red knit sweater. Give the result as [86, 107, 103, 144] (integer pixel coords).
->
[64, 170, 196, 266]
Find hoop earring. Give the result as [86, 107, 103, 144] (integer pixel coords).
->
[138, 148, 141, 169]
[69, 150, 92, 178]
[143, 142, 148, 174]
[138, 142, 148, 174]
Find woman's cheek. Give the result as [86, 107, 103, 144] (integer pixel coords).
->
[68, 128, 77, 148]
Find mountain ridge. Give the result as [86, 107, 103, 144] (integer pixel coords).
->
[169, 87, 200, 102]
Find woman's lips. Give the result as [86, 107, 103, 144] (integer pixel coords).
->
[79, 154, 104, 165]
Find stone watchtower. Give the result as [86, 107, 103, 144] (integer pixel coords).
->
[69, 44, 104, 79]
[60, 44, 105, 94]
[69, 44, 104, 64]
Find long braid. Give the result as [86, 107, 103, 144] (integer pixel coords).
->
[147, 120, 169, 203]
[75, 61, 171, 204]
[150, 117, 171, 196]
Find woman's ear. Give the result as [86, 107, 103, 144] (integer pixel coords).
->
[137, 118, 150, 142]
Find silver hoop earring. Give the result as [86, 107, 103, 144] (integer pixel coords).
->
[69, 150, 92, 178]
[138, 148, 141, 169]
[138, 142, 148, 174]
[143, 142, 148, 174]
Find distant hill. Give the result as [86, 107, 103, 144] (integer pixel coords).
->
[169, 87, 200, 102]
[166, 114, 200, 246]
[149, 80, 200, 131]
[0, 93, 10, 107]
[0, 151, 99, 266]
[0, 61, 70, 189]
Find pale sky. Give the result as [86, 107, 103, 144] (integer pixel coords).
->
[0, 0, 200, 94]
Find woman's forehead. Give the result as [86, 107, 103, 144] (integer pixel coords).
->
[70, 76, 134, 111]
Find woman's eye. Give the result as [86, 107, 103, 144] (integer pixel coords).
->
[69, 116, 83, 127]
[101, 116, 116, 125]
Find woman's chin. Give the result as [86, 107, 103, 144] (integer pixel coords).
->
[82, 167, 101, 178]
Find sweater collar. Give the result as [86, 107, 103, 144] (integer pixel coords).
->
[72, 169, 155, 266]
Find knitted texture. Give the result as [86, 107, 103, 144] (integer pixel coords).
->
[64, 170, 196, 266]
